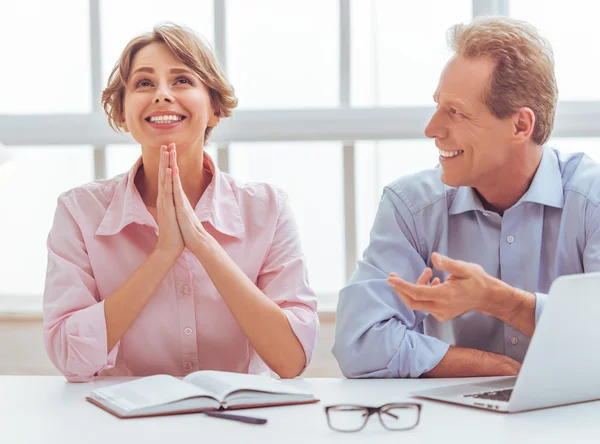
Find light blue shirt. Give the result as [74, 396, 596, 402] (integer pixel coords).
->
[333, 147, 600, 378]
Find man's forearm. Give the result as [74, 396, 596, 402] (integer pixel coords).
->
[423, 346, 521, 378]
[483, 279, 536, 337]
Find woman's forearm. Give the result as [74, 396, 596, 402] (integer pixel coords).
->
[104, 249, 178, 351]
[192, 236, 306, 378]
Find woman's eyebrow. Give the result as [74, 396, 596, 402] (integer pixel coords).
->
[131, 66, 154, 76]
[130, 67, 196, 80]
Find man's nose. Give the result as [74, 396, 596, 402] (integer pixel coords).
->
[424, 110, 446, 139]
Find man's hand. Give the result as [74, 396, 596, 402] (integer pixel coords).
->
[386, 252, 499, 322]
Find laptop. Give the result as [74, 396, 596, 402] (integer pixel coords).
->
[411, 272, 600, 413]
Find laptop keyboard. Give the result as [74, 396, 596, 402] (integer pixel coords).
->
[464, 389, 513, 402]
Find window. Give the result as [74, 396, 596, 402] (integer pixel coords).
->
[100, 0, 214, 87]
[0, 1, 91, 113]
[2, 0, 600, 312]
[351, 0, 472, 106]
[227, 0, 339, 109]
[0, 147, 94, 296]
[355, 139, 440, 258]
[510, 0, 600, 101]
[229, 142, 345, 295]
[546, 137, 600, 161]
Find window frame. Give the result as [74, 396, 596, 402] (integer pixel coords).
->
[1, 0, 599, 314]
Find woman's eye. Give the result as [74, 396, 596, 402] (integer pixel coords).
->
[136, 80, 152, 88]
[175, 77, 191, 85]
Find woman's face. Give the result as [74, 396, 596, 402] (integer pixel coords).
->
[122, 42, 218, 152]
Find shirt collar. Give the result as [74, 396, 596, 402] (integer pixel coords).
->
[96, 152, 245, 239]
[448, 186, 485, 215]
[194, 153, 245, 239]
[96, 157, 154, 236]
[448, 146, 564, 216]
[517, 145, 564, 209]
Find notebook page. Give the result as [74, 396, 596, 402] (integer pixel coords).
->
[93, 375, 213, 411]
[184, 371, 312, 400]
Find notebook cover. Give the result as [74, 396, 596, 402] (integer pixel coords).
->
[86, 395, 320, 419]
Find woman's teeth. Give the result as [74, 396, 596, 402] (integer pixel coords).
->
[148, 115, 183, 124]
[439, 149, 464, 158]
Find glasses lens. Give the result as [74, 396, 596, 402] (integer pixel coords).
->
[327, 406, 369, 432]
[379, 405, 420, 430]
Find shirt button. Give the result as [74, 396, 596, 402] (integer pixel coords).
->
[181, 285, 189, 295]
[184, 327, 193, 336]
[506, 235, 515, 244]
[510, 336, 519, 345]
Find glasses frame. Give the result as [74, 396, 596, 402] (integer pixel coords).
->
[324, 402, 422, 433]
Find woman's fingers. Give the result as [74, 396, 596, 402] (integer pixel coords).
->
[158, 145, 167, 194]
[165, 167, 174, 208]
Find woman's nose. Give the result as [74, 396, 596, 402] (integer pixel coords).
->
[153, 85, 174, 104]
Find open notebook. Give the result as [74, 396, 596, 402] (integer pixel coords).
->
[86, 370, 319, 418]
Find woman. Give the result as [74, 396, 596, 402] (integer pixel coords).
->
[43, 24, 318, 382]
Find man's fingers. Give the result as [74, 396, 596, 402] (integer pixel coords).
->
[430, 277, 441, 287]
[396, 290, 436, 313]
[431, 252, 470, 277]
[416, 267, 433, 286]
[387, 276, 434, 300]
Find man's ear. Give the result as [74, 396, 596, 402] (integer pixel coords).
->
[513, 107, 535, 142]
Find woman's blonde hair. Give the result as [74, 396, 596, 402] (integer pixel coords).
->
[448, 17, 558, 145]
[101, 23, 237, 142]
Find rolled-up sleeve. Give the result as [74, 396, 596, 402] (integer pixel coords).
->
[333, 188, 449, 378]
[256, 191, 319, 370]
[43, 196, 118, 382]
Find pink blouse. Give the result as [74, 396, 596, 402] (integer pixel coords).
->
[43, 154, 318, 382]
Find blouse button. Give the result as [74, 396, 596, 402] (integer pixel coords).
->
[184, 327, 193, 336]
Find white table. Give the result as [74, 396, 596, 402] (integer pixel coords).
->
[1, 376, 599, 443]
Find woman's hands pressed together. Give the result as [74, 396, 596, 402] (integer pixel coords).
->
[155, 144, 185, 257]
[156, 143, 213, 259]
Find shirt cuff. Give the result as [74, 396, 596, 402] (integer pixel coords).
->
[64, 300, 119, 381]
[534, 292, 548, 324]
[387, 329, 450, 378]
[282, 307, 319, 371]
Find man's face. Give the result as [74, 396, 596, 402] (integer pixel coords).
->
[425, 55, 516, 188]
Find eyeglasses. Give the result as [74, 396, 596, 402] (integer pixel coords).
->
[324, 403, 422, 432]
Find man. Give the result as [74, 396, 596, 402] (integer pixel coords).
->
[333, 17, 600, 378]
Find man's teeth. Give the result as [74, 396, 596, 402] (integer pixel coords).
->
[148, 115, 183, 124]
[439, 149, 464, 158]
